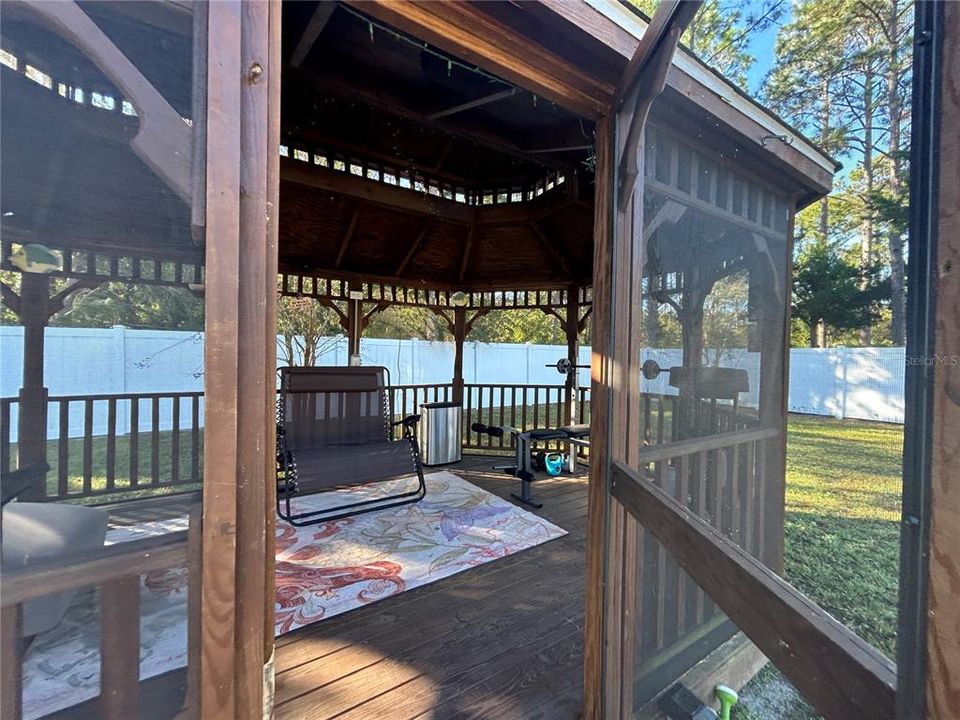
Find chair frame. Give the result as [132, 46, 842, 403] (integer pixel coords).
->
[275, 366, 426, 526]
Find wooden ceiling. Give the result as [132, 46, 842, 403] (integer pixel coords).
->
[278, 1, 597, 291]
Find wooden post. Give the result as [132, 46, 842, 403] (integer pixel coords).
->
[16, 272, 49, 501]
[99, 576, 141, 719]
[925, 3, 960, 715]
[756, 220, 793, 573]
[234, 1, 280, 716]
[346, 295, 362, 366]
[201, 3, 242, 716]
[584, 5, 702, 717]
[452, 307, 466, 404]
[564, 286, 579, 425]
[1, 604, 23, 720]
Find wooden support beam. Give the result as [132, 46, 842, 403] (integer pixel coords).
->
[282, 160, 473, 225]
[344, 1, 612, 118]
[432, 137, 455, 172]
[395, 224, 431, 276]
[578, 305, 593, 334]
[346, 295, 362, 365]
[564, 285, 580, 426]
[535, 2, 834, 199]
[317, 297, 348, 330]
[11, 1, 193, 203]
[290, 68, 574, 173]
[428, 87, 518, 120]
[583, 116, 613, 720]
[429, 307, 455, 335]
[46, 278, 102, 319]
[16, 273, 50, 501]
[527, 221, 572, 279]
[360, 300, 389, 331]
[458, 226, 475, 283]
[289, 1, 336, 67]
[200, 3, 242, 715]
[924, 3, 960, 715]
[452, 307, 466, 403]
[464, 308, 489, 335]
[610, 459, 897, 720]
[0, 280, 20, 317]
[333, 209, 360, 268]
[617, 1, 701, 211]
[614, 1, 691, 111]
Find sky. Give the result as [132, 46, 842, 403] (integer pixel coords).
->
[724, 0, 797, 98]
[745, 21, 780, 95]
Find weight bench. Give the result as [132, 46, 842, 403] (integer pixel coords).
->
[472, 422, 590, 509]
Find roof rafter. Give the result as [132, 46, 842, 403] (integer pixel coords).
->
[289, 2, 337, 67]
[395, 223, 432, 277]
[333, 209, 360, 268]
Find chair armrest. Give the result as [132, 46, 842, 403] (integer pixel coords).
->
[391, 414, 420, 428]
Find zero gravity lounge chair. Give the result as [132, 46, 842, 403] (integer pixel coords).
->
[276, 366, 425, 526]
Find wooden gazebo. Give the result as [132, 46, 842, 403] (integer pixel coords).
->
[2, 2, 956, 720]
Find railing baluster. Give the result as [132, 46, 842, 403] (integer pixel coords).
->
[731, 442, 741, 544]
[697, 448, 709, 622]
[745, 437, 756, 555]
[656, 396, 666, 444]
[533, 387, 540, 431]
[83, 399, 94, 495]
[498, 387, 505, 449]
[521, 386, 528, 438]
[151, 396, 161, 485]
[484, 386, 492, 449]
[58, 400, 70, 497]
[192, 395, 201, 483]
[106, 398, 117, 491]
[0, 400, 10, 476]
[171, 397, 181, 484]
[130, 398, 140, 487]
[677, 453, 690, 637]
[463, 385, 476, 448]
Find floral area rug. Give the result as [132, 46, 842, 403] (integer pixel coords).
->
[22, 471, 566, 719]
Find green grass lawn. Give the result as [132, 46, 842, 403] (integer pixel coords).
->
[11, 430, 202, 504]
[736, 413, 903, 719]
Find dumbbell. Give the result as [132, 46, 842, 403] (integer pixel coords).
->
[471, 422, 504, 438]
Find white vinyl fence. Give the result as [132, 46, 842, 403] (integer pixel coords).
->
[1, 326, 906, 441]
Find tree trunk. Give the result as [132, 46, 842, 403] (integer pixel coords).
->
[886, 0, 906, 346]
[818, 78, 831, 242]
[859, 64, 875, 346]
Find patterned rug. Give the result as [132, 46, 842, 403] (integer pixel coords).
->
[21, 471, 566, 719]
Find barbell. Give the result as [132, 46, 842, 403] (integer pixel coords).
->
[549, 357, 591, 375]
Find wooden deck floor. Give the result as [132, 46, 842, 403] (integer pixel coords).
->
[272, 454, 589, 720]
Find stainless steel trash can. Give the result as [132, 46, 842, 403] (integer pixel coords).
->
[418, 401, 462, 466]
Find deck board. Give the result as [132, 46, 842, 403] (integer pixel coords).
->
[274, 454, 588, 720]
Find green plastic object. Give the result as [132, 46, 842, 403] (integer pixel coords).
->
[715, 685, 738, 720]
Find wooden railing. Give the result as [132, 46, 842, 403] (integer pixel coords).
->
[1, 391, 204, 503]
[463, 383, 570, 452]
[612, 451, 897, 719]
[3, 384, 764, 502]
[0, 510, 198, 720]
[387, 383, 454, 426]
